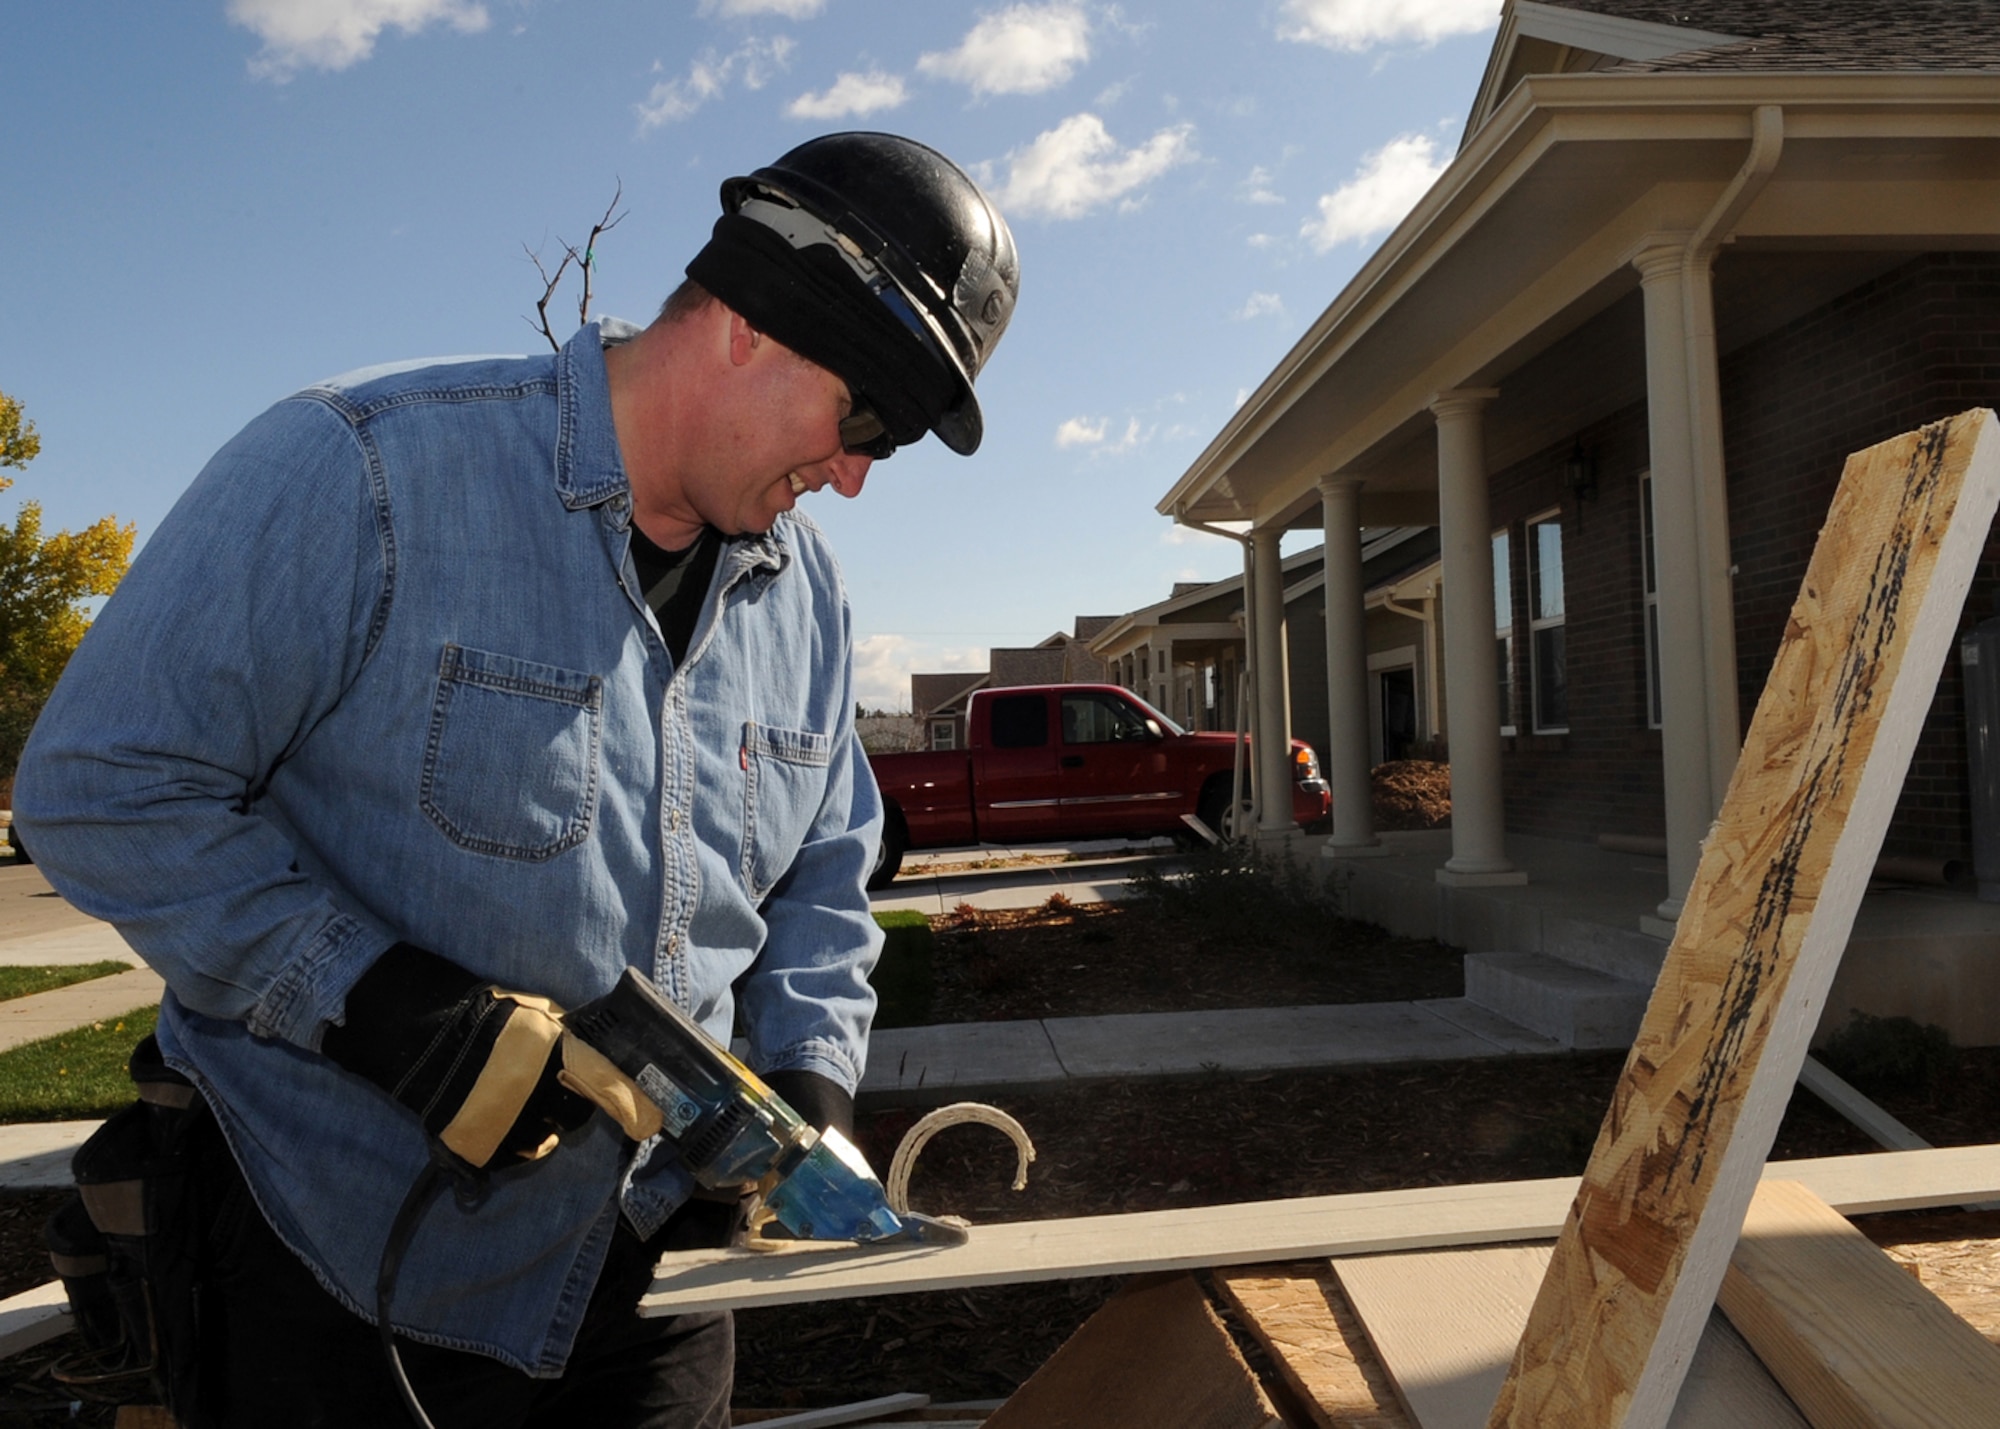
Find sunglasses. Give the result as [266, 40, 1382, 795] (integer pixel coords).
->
[839, 398, 898, 461]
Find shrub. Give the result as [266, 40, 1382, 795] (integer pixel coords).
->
[1819, 1011, 1960, 1100]
[1129, 839, 1343, 945]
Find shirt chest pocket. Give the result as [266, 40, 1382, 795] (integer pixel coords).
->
[421, 644, 603, 861]
[740, 721, 832, 901]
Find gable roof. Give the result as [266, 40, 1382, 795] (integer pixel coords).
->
[1469, 1, 2000, 139]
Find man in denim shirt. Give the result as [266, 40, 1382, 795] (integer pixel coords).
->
[14, 133, 1017, 1427]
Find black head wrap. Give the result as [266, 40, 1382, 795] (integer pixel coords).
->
[685, 213, 958, 448]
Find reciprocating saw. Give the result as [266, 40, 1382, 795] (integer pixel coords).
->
[564, 967, 967, 1247]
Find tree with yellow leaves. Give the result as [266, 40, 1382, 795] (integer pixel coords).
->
[0, 389, 134, 786]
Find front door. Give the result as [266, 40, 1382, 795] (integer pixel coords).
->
[1380, 667, 1417, 763]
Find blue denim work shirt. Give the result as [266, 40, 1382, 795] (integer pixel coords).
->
[13, 320, 885, 1375]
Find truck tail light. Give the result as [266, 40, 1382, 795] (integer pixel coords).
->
[1293, 746, 1321, 781]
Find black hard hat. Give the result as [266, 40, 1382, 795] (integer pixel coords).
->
[716, 133, 1019, 456]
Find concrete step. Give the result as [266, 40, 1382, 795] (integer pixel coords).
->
[1463, 951, 1651, 1050]
[1539, 913, 1669, 985]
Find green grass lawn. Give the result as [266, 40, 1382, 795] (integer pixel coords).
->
[0, 919, 934, 1124]
[0, 960, 132, 1003]
[0, 1005, 159, 1122]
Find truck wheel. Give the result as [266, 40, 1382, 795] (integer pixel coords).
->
[1197, 776, 1244, 844]
[867, 810, 908, 891]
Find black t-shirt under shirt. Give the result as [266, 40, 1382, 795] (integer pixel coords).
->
[628, 523, 723, 668]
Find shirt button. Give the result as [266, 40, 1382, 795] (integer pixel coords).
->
[670, 809, 682, 830]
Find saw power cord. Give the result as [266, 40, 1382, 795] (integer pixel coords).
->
[376, 1144, 489, 1429]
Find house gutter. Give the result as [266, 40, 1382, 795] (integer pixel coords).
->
[1683, 104, 1785, 811]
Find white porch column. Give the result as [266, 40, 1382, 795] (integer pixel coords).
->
[1636, 240, 1715, 925]
[1683, 257, 1743, 811]
[1251, 526, 1296, 835]
[1431, 388, 1524, 885]
[1155, 636, 1176, 721]
[1319, 475, 1385, 857]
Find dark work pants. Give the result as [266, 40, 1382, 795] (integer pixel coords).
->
[193, 1119, 732, 1429]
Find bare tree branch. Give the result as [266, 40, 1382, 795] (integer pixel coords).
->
[523, 181, 628, 353]
[577, 181, 627, 332]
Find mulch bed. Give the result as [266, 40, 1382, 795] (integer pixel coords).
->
[5, 876, 1999, 1421]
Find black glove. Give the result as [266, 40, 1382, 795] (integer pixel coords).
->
[763, 1068, 855, 1142]
[322, 944, 661, 1169]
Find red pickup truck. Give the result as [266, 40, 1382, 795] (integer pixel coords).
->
[865, 683, 1331, 886]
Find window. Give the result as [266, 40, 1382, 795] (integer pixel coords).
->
[1493, 530, 1515, 735]
[1061, 692, 1153, 744]
[988, 694, 1048, 749]
[1640, 472, 1662, 729]
[1527, 511, 1568, 732]
[929, 720, 956, 751]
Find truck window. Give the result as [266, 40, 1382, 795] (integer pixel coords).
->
[989, 694, 1049, 749]
[1061, 693, 1151, 745]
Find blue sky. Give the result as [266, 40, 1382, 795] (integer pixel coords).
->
[4, 1, 1499, 708]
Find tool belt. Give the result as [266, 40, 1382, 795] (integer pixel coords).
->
[42, 1033, 213, 1426]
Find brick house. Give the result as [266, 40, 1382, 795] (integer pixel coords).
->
[1159, 0, 2000, 929]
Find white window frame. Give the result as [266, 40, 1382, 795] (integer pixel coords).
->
[930, 719, 956, 751]
[1493, 529, 1516, 736]
[1526, 507, 1569, 734]
[1639, 471, 1663, 730]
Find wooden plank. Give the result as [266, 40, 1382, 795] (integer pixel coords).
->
[0, 1279, 71, 1359]
[746, 1393, 931, 1428]
[1336, 1245, 1552, 1429]
[1718, 1180, 2000, 1429]
[641, 1145, 2000, 1315]
[1333, 1243, 1805, 1429]
[1492, 411, 2000, 1429]
[1795, 1056, 1927, 1151]
[979, 1273, 1283, 1429]
[1212, 1264, 1411, 1429]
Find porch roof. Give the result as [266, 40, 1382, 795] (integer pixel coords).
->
[1157, 65, 2000, 533]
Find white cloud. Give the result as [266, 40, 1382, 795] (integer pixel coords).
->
[701, 0, 823, 16]
[1235, 291, 1284, 321]
[228, 0, 487, 79]
[1246, 232, 1276, 249]
[786, 70, 908, 119]
[1301, 133, 1446, 251]
[991, 114, 1196, 220]
[1242, 165, 1284, 205]
[637, 37, 794, 128]
[1056, 416, 1108, 447]
[852, 635, 984, 711]
[1277, 0, 1499, 51]
[917, 3, 1091, 96]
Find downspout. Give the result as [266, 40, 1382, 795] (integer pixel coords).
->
[1178, 511, 1258, 838]
[1682, 105, 1784, 810]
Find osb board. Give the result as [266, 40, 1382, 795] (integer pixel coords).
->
[1213, 1264, 1411, 1429]
[1873, 1221, 2000, 1346]
[1719, 1181, 2000, 1429]
[980, 1273, 1282, 1429]
[1333, 1243, 1803, 1429]
[1493, 411, 2000, 1429]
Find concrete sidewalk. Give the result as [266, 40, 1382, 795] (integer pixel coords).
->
[859, 996, 1558, 1101]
